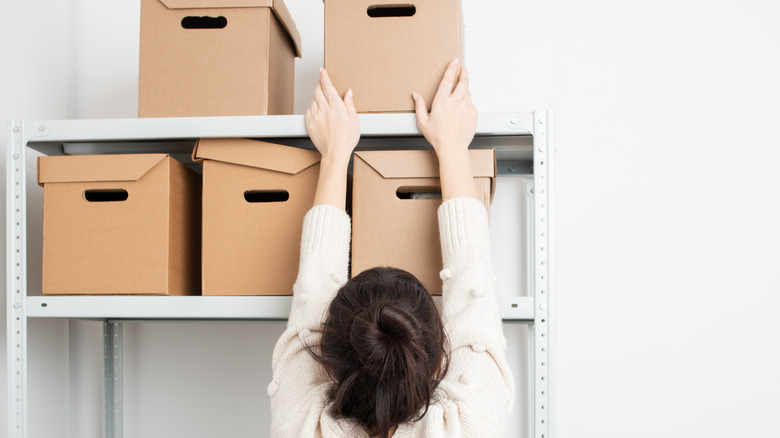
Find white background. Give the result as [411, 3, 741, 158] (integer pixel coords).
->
[2, 0, 780, 437]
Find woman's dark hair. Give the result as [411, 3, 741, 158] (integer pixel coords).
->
[308, 267, 449, 438]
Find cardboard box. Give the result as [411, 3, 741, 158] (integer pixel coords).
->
[324, 0, 463, 113]
[193, 138, 321, 295]
[351, 149, 496, 295]
[38, 154, 201, 295]
[139, 0, 302, 117]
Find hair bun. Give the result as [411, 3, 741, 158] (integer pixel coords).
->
[349, 302, 424, 378]
[311, 267, 448, 438]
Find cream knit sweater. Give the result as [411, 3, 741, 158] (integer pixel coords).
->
[269, 197, 514, 437]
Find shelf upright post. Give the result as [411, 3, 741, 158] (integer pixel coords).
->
[103, 321, 124, 438]
[6, 120, 28, 438]
[532, 110, 555, 438]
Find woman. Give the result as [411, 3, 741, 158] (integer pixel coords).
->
[270, 58, 514, 437]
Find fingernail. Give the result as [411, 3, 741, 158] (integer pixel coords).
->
[454, 57, 460, 66]
[412, 91, 418, 101]
[319, 66, 323, 73]
[347, 89, 353, 98]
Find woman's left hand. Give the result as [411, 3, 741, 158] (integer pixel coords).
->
[306, 68, 360, 210]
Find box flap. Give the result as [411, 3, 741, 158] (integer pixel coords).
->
[269, 0, 302, 58]
[38, 154, 169, 186]
[193, 138, 320, 174]
[354, 149, 496, 179]
[158, 0, 301, 57]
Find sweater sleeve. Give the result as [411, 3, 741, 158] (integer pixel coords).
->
[268, 204, 351, 437]
[290, 204, 351, 325]
[438, 197, 503, 340]
[435, 197, 515, 435]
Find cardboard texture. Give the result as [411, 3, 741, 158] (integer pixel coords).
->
[139, 0, 301, 118]
[38, 154, 201, 295]
[193, 138, 321, 295]
[351, 149, 496, 295]
[324, 0, 464, 113]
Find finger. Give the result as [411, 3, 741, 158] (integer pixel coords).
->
[412, 91, 429, 129]
[314, 82, 328, 109]
[319, 68, 341, 104]
[434, 57, 460, 103]
[343, 89, 357, 115]
[452, 67, 470, 99]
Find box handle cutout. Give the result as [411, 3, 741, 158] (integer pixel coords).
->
[244, 190, 289, 203]
[396, 186, 442, 200]
[181, 16, 227, 29]
[367, 4, 416, 17]
[84, 189, 128, 202]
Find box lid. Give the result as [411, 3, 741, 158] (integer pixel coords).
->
[37, 154, 169, 186]
[354, 149, 496, 179]
[193, 138, 321, 174]
[158, 0, 301, 57]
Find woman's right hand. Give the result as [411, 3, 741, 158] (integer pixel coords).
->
[412, 58, 477, 158]
[413, 58, 479, 201]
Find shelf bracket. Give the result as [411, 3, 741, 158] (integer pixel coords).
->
[103, 321, 124, 438]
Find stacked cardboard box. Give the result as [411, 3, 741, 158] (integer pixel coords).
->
[139, 0, 302, 117]
[38, 154, 201, 295]
[193, 138, 321, 295]
[325, 0, 464, 113]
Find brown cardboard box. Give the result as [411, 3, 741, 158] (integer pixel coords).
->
[38, 154, 201, 295]
[351, 149, 496, 295]
[139, 0, 302, 118]
[193, 138, 321, 295]
[324, 0, 463, 113]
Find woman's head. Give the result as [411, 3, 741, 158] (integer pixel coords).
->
[310, 267, 448, 438]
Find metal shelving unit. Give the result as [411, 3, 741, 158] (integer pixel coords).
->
[6, 111, 554, 438]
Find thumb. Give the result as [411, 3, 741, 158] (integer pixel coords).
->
[412, 91, 429, 131]
[343, 89, 356, 115]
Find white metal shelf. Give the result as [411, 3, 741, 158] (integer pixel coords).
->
[25, 296, 535, 321]
[24, 112, 535, 162]
[6, 111, 554, 438]
[22, 112, 532, 143]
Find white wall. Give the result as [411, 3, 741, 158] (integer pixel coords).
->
[3, 0, 780, 437]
